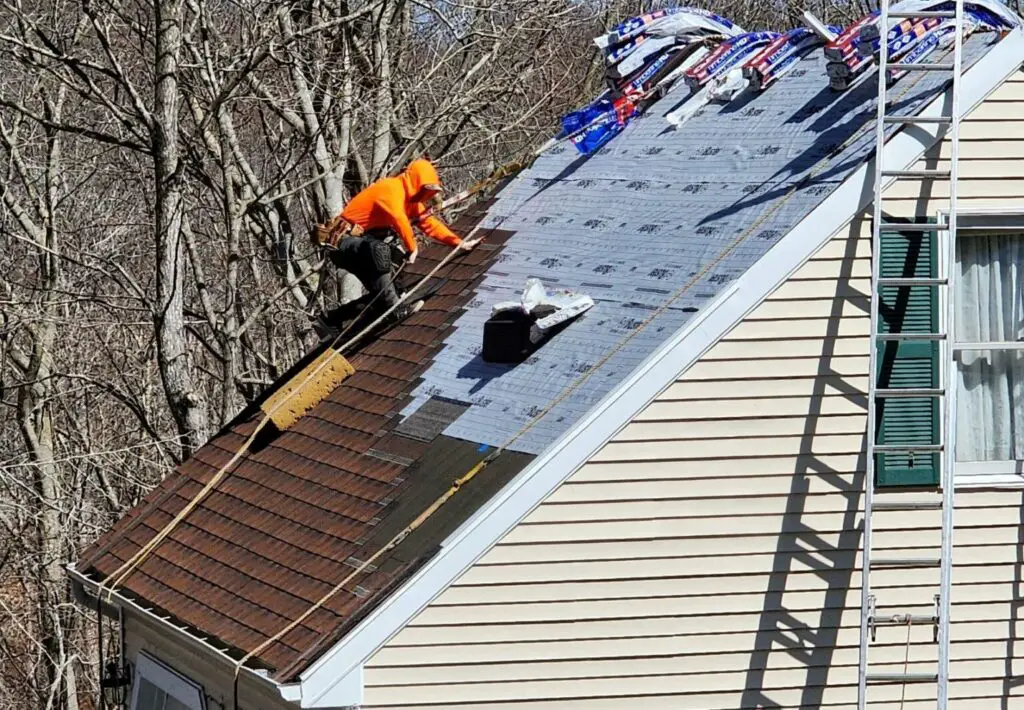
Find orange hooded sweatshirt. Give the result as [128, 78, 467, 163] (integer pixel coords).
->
[339, 159, 461, 254]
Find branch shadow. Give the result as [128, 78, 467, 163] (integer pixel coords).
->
[699, 70, 948, 229]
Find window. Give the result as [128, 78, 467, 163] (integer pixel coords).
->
[875, 225, 940, 487]
[953, 231, 1024, 483]
[130, 652, 205, 710]
[875, 215, 1024, 488]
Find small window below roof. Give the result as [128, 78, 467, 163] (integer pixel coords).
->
[130, 652, 205, 710]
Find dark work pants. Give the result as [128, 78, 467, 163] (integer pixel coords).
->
[329, 236, 400, 310]
[315, 236, 401, 338]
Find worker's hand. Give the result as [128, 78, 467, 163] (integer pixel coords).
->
[407, 250, 418, 265]
[459, 237, 482, 251]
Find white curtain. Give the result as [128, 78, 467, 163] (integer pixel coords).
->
[955, 233, 1024, 462]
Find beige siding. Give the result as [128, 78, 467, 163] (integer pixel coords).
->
[124, 610, 292, 710]
[362, 74, 1024, 708]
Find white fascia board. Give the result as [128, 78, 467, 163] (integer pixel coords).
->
[67, 565, 303, 706]
[298, 28, 1024, 708]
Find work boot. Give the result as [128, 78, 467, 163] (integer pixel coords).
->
[312, 313, 339, 341]
[386, 299, 423, 325]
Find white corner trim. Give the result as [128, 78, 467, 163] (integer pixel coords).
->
[131, 651, 206, 710]
[304, 29, 1024, 708]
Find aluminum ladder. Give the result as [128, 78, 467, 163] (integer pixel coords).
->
[861, 0, 963, 708]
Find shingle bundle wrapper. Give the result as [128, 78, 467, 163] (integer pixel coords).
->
[482, 279, 594, 364]
[560, 7, 742, 156]
[825, 0, 1018, 90]
[665, 26, 838, 126]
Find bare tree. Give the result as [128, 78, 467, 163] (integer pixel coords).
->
[1, 59, 81, 710]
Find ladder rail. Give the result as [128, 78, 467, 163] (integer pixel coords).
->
[860, 0, 891, 701]
[937, 0, 964, 705]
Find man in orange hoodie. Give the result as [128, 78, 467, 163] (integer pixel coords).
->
[313, 158, 480, 329]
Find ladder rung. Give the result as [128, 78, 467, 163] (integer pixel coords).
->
[875, 332, 946, 341]
[866, 672, 939, 683]
[871, 499, 943, 511]
[877, 221, 939, 232]
[873, 444, 943, 453]
[891, 62, 955, 72]
[874, 388, 945, 398]
[870, 613, 937, 625]
[883, 115, 953, 125]
[880, 169, 950, 179]
[871, 557, 942, 568]
[877, 277, 947, 286]
[889, 10, 956, 18]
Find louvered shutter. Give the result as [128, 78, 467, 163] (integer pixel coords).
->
[875, 226, 940, 487]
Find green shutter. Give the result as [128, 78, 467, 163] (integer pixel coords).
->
[875, 225, 940, 487]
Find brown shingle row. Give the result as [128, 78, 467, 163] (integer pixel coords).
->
[78, 231, 504, 676]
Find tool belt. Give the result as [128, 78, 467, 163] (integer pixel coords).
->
[312, 215, 364, 248]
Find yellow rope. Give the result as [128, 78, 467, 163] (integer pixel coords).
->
[900, 614, 913, 709]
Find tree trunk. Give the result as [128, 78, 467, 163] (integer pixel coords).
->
[15, 156, 79, 708]
[154, 0, 208, 457]
[370, 3, 393, 176]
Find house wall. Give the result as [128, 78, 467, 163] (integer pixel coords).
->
[122, 609, 292, 710]
[359, 71, 1024, 709]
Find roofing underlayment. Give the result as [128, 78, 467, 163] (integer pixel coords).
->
[74, 27, 1008, 683]
[404, 35, 994, 455]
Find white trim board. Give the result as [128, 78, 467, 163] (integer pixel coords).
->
[296, 29, 1024, 709]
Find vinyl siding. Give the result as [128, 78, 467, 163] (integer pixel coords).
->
[360, 73, 1024, 708]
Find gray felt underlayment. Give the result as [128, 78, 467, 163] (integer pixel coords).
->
[402, 35, 997, 455]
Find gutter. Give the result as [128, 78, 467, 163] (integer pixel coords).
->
[67, 564, 303, 706]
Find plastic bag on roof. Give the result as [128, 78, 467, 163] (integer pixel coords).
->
[491, 278, 595, 345]
[595, 6, 743, 48]
[645, 9, 745, 39]
[561, 95, 638, 155]
[707, 67, 747, 101]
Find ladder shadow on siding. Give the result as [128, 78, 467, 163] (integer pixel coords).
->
[740, 220, 868, 709]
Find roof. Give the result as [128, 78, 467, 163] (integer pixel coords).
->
[71, 23, 1024, 699]
[403, 35, 996, 455]
[74, 201, 535, 680]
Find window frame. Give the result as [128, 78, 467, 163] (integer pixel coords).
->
[937, 208, 1024, 488]
[130, 651, 206, 710]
